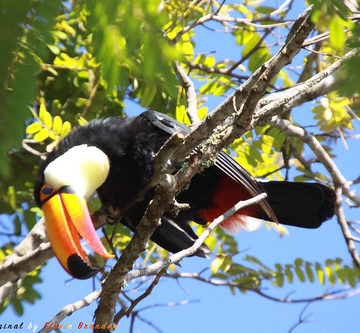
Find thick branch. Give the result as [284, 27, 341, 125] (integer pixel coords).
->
[255, 49, 357, 120]
[0, 219, 52, 287]
[94, 188, 266, 329]
[42, 193, 267, 331]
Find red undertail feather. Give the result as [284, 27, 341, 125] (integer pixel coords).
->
[199, 175, 266, 234]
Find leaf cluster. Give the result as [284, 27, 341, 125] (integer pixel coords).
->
[210, 253, 360, 294]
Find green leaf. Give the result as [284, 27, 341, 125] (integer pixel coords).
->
[256, 6, 275, 15]
[295, 266, 306, 283]
[11, 298, 24, 316]
[275, 263, 284, 287]
[294, 258, 303, 266]
[335, 263, 346, 284]
[344, 265, 356, 287]
[325, 264, 336, 285]
[284, 265, 293, 283]
[140, 84, 157, 107]
[353, 264, 360, 281]
[305, 262, 315, 283]
[245, 255, 263, 266]
[248, 45, 270, 72]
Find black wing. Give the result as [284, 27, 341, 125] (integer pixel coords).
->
[141, 110, 277, 222]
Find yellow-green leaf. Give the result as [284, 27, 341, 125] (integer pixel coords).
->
[329, 15, 345, 50]
[335, 263, 346, 284]
[60, 121, 71, 138]
[52, 116, 63, 135]
[315, 263, 325, 284]
[26, 122, 42, 134]
[78, 116, 88, 126]
[211, 256, 224, 274]
[204, 55, 215, 68]
[34, 128, 49, 142]
[39, 103, 52, 129]
[220, 255, 233, 273]
[7, 186, 16, 210]
[204, 233, 217, 251]
[48, 131, 57, 141]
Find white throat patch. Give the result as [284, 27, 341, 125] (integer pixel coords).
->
[44, 144, 110, 198]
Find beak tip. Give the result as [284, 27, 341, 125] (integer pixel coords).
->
[67, 254, 100, 280]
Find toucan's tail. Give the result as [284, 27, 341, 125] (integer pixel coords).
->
[260, 181, 335, 228]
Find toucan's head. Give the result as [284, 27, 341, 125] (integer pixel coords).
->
[36, 144, 114, 279]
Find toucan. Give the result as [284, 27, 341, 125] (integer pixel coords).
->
[34, 110, 335, 279]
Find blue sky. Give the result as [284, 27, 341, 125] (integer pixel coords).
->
[3, 1, 360, 332]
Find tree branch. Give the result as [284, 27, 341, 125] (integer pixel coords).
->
[39, 193, 267, 331]
[113, 268, 166, 323]
[172, 6, 314, 161]
[125, 193, 267, 283]
[334, 186, 360, 269]
[174, 62, 199, 124]
[172, 2, 225, 43]
[0, 219, 52, 287]
[0, 210, 109, 288]
[166, 271, 360, 303]
[39, 290, 102, 333]
[255, 49, 357, 120]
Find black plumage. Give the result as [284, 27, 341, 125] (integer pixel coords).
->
[34, 110, 335, 260]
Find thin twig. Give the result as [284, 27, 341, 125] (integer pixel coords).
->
[125, 193, 267, 281]
[334, 187, 360, 269]
[288, 303, 314, 333]
[174, 62, 199, 124]
[114, 268, 166, 323]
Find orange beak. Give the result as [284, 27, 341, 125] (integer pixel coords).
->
[40, 184, 114, 279]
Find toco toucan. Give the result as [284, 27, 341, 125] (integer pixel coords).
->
[34, 111, 335, 279]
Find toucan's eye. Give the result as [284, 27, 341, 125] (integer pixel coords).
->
[40, 184, 56, 205]
[42, 186, 53, 195]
